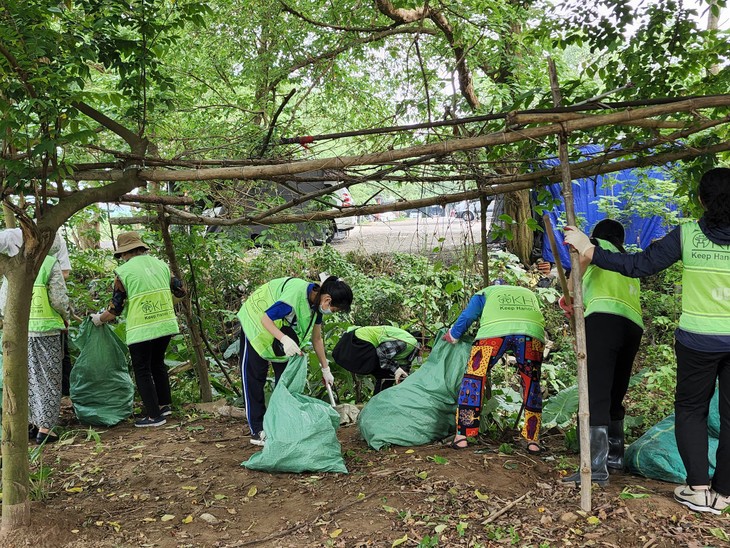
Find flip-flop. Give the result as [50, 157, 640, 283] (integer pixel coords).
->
[450, 438, 469, 450]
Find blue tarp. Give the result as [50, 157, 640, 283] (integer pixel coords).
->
[540, 146, 675, 269]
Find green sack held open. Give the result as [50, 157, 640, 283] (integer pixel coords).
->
[243, 355, 347, 474]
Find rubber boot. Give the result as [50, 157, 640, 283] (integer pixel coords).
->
[607, 419, 625, 473]
[562, 425, 610, 486]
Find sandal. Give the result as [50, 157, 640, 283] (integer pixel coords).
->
[450, 437, 469, 450]
[35, 431, 59, 445]
[523, 440, 544, 455]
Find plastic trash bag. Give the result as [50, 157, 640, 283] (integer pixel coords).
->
[358, 334, 473, 450]
[626, 388, 719, 483]
[70, 318, 134, 426]
[242, 355, 347, 473]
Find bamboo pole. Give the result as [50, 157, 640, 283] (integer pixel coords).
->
[480, 195, 490, 287]
[547, 58, 592, 512]
[542, 214, 575, 334]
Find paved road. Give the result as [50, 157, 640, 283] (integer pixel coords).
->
[332, 216, 489, 254]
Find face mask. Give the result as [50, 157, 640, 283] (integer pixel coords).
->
[319, 305, 332, 315]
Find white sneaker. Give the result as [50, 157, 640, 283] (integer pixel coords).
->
[674, 485, 720, 514]
[710, 490, 730, 514]
[250, 430, 266, 446]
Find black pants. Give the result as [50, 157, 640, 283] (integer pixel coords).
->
[61, 331, 73, 397]
[586, 313, 643, 426]
[239, 329, 286, 435]
[372, 367, 394, 394]
[129, 335, 173, 418]
[675, 340, 730, 494]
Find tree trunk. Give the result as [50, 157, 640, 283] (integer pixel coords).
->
[157, 217, 213, 402]
[504, 188, 534, 265]
[1, 263, 37, 530]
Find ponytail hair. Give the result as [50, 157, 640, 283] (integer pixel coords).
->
[319, 276, 353, 312]
[591, 218, 626, 253]
[699, 168, 730, 228]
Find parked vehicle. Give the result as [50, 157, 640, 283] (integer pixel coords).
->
[448, 200, 482, 221]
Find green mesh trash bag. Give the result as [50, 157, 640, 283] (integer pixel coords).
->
[243, 355, 347, 473]
[70, 318, 134, 426]
[358, 335, 474, 450]
[626, 388, 720, 483]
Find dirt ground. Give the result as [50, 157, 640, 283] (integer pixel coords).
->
[1, 402, 729, 548]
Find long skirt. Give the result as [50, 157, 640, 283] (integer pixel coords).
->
[28, 333, 63, 430]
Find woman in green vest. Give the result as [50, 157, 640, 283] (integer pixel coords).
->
[332, 325, 421, 393]
[237, 275, 353, 446]
[564, 168, 730, 514]
[559, 219, 643, 485]
[0, 233, 69, 444]
[91, 232, 185, 428]
[443, 280, 546, 454]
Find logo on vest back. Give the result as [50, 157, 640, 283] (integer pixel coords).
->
[692, 232, 712, 249]
[711, 287, 730, 301]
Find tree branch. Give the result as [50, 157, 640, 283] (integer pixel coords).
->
[280, 1, 398, 32]
[0, 42, 37, 99]
[64, 95, 730, 183]
[375, 0, 479, 109]
[72, 102, 147, 154]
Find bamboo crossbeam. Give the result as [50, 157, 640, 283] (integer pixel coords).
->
[65, 95, 730, 184]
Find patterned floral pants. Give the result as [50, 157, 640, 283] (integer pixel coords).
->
[456, 335, 544, 442]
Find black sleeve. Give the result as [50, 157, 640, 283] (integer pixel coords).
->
[171, 277, 186, 299]
[592, 226, 682, 278]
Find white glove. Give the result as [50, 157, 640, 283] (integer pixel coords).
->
[442, 329, 458, 344]
[90, 313, 104, 327]
[321, 366, 335, 386]
[280, 335, 302, 357]
[563, 226, 595, 257]
[395, 367, 409, 384]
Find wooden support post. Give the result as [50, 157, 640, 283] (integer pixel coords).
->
[157, 212, 213, 402]
[480, 195, 490, 287]
[542, 214, 575, 334]
[547, 58, 593, 512]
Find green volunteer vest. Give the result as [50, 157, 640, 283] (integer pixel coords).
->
[583, 239, 644, 329]
[679, 222, 730, 335]
[237, 277, 316, 362]
[115, 255, 179, 345]
[29, 256, 65, 332]
[475, 285, 545, 342]
[351, 326, 418, 364]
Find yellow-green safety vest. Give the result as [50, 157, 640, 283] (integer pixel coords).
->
[679, 222, 730, 335]
[115, 255, 179, 345]
[583, 239, 644, 329]
[29, 255, 65, 332]
[475, 285, 545, 342]
[237, 277, 316, 362]
[348, 325, 418, 364]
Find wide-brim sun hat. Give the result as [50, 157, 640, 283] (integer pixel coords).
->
[114, 231, 150, 258]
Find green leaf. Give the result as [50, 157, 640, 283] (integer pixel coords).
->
[618, 487, 650, 500]
[710, 528, 729, 542]
[541, 385, 579, 429]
